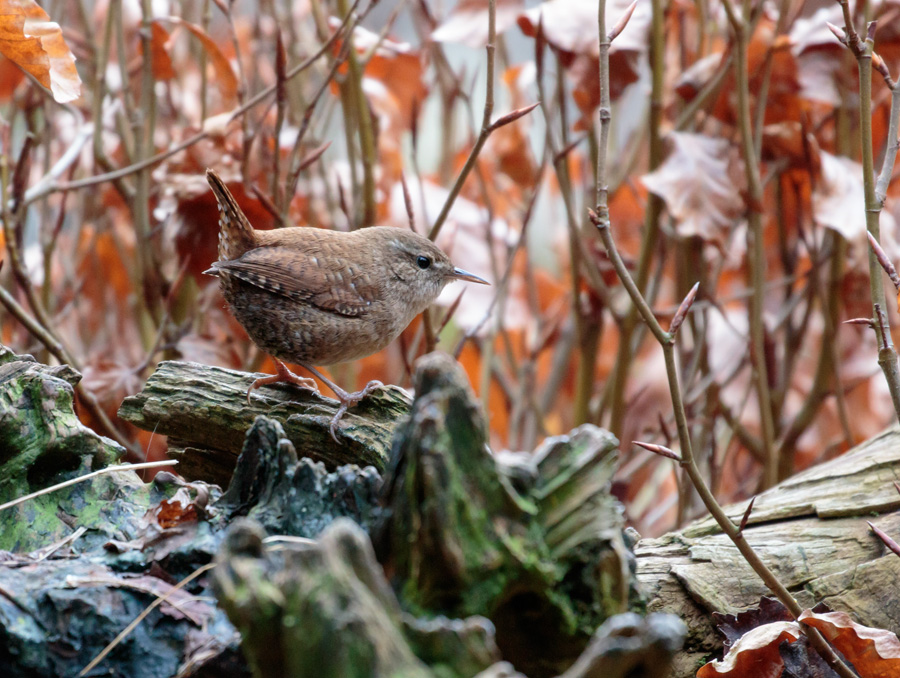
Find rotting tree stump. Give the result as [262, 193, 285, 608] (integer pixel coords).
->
[635, 426, 900, 677]
[118, 359, 412, 484]
[115, 351, 900, 676]
[1, 344, 685, 678]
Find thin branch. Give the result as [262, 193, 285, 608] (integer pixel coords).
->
[428, 0, 497, 241]
[0, 461, 177, 513]
[79, 561, 212, 676]
[23, 4, 362, 207]
[721, 0, 778, 486]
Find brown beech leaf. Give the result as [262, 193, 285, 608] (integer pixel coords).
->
[674, 51, 724, 101]
[518, 0, 648, 111]
[799, 609, 900, 676]
[518, 0, 650, 57]
[713, 597, 794, 651]
[148, 21, 175, 81]
[0, 0, 81, 103]
[812, 152, 868, 242]
[431, 0, 524, 48]
[780, 633, 838, 678]
[329, 20, 428, 136]
[160, 17, 238, 102]
[697, 621, 802, 677]
[788, 5, 844, 106]
[640, 132, 745, 244]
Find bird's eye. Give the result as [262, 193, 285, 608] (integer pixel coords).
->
[416, 255, 432, 270]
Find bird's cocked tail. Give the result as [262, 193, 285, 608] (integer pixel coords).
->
[206, 168, 257, 262]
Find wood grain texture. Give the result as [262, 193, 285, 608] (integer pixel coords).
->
[119, 359, 411, 485]
[635, 427, 900, 676]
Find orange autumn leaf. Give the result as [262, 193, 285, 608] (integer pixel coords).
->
[799, 610, 900, 676]
[160, 17, 238, 102]
[0, 55, 24, 100]
[328, 21, 428, 135]
[641, 132, 746, 245]
[518, 0, 648, 114]
[0, 0, 81, 102]
[697, 621, 801, 677]
[148, 22, 175, 81]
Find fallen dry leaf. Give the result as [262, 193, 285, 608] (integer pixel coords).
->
[697, 620, 801, 677]
[517, 0, 650, 57]
[799, 609, 900, 677]
[0, 0, 81, 102]
[713, 597, 795, 652]
[148, 21, 175, 81]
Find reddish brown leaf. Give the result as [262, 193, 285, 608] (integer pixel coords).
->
[162, 17, 238, 102]
[713, 598, 794, 652]
[431, 0, 524, 48]
[148, 22, 175, 81]
[697, 621, 801, 677]
[799, 609, 900, 675]
[0, 0, 82, 102]
[641, 132, 746, 244]
[156, 498, 198, 528]
[330, 21, 428, 139]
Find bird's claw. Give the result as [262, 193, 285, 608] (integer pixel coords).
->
[245, 364, 318, 404]
[327, 380, 384, 443]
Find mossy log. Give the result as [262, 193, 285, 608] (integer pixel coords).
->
[213, 518, 684, 678]
[372, 353, 639, 677]
[2, 345, 684, 678]
[118, 359, 412, 484]
[635, 426, 900, 677]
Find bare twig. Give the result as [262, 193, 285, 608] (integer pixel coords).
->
[0, 461, 177, 514]
[79, 560, 211, 676]
[24, 3, 361, 207]
[834, 14, 900, 423]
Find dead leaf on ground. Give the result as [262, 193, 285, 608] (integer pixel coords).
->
[697, 621, 802, 677]
[713, 597, 795, 651]
[799, 609, 900, 677]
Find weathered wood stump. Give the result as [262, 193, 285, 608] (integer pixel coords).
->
[2, 346, 684, 678]
[118, 359, 412, 484]
[635, 426, 900, 677]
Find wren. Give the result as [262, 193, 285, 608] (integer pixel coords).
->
[204, 168, 489, 440]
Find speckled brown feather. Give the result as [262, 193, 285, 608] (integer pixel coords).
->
[206, 168, 257, 261]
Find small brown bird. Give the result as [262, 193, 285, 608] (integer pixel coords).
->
[204, 168, 489, 439]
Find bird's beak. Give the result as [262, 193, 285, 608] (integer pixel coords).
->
[450, 267, 490, 285]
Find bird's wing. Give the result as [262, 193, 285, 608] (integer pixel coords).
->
[209, 246, 378, 317]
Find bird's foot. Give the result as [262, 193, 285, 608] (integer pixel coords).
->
[328, 380, 384, 442]
[246, 359, 319, 404]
